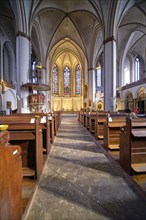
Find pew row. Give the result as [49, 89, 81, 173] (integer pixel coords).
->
[5, 113, 54, 147]
[94, 112, 126, 144]
[78, 111, 127, 145]
[11, 111, 62, 142]
[103, 114, 126, 150]
[79, 111, 87, 127]
[95, 112, 107, 143]
[53, 111, 62, 134]
[0, 116, 44, 179]
[0, 130, 22, 220]
[120, 117, 146, 174]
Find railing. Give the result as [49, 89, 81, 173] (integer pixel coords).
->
[121, 77, 146, 90]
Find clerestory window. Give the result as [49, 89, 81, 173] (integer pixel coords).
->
[75, 64, 81, 95]
[53, 64, 59, 94]
[135, 57, 140, 81]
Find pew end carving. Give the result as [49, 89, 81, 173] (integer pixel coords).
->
[0, 130, 22, 220]
[120, 117, 146, 175]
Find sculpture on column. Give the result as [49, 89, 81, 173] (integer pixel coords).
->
[35, 60, 42, 83]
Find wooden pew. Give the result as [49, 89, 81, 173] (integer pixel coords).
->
[78, 109, 86, 122]
[0, 116, 43, 179]
[79, 111, 86, 126]
[83, 112, 87, 127]
[95, 112, 107, 143]
[53, 111, 62, 134]
[78, 111, 106, 140]
[120, 117, 146, 175]
[85, 112, 90, 130]
[10, 112, 54, 147]
[84, 112, 96, 131]
[24, 113, 52, 153]
[103, 114, 126, 151]
[46, 113, 55, 144]
[78, 111, 81, 121]
[29, 111, 62, 143]
[0, 130, 22, 220]
[89, 112, 97, 134]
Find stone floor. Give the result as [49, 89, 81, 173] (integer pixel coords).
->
[22, 114, 146, 220]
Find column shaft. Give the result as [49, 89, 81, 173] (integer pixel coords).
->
[104, 39, 117, 112]
[16, 35, 30, 112]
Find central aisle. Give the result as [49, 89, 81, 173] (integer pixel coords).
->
[23, 114, 146, 220]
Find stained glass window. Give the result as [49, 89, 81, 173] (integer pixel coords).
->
[53, 64, 59, 94]
[135, 57, 140, 81]
[64, 66, 71, 95]
[75, 64, 81, 95]
[96, 66, 101, 87]
[32, 60, 36, 83]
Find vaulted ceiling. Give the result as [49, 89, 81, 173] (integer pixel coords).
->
[0, 0, 146, 70]
[30, 0, 146, 69]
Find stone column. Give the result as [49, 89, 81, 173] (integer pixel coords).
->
[88, 68, 96, 108]
[41, 67, 46, 84]
[16, 32, 31, 112]
[104, 37, 117, 112]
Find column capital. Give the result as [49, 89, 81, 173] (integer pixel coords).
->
[16, 31, 31, 41]
[88, 68, 96, 71]
[103, 36, 116, 44]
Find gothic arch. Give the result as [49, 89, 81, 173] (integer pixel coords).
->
[3, 41, 15, 83]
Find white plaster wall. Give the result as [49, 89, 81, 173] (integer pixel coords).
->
[1, 88, 17, 111]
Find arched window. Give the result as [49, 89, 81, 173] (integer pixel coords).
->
[31, 59, 36, 83]
[124, 57, 130, 85]
[96, 65, 101, 88]
[135, 57, 140, 81]
[53, 64, 59, 94]
[95, 64, 102, 92]
[64, 66, 71, 95]
[75, 64, 81, 95]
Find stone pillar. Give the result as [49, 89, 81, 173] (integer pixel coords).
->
[41, 67, 46, 84]
[16, 32, 31, 112]
[104, 37, 117, 112]
[88, 68, 96, 108]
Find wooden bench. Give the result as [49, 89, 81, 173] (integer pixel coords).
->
[78, 111, 81, 121]
[0, 130, 22, 220]
[0, 116, 43, 179]
[53, 111, 62, 134]
[103, 114, 126, 151]
[95, 112, 107, 143]
[85, 113, 90, 130]
[37, 112, 56, 144]
[89, 112, 97, 134]
[11, 112, 54, 147]
[78, 110, 86, 122]
[120, 117, 146, 174]
[29, 111, 62, 142]
[79, 111, 86, 127]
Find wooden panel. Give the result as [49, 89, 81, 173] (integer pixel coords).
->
[0, 131, 22, 220]
[120, 117, 146, 174]
[10, 131, 35, 140]
[0, 116, 44, 179]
